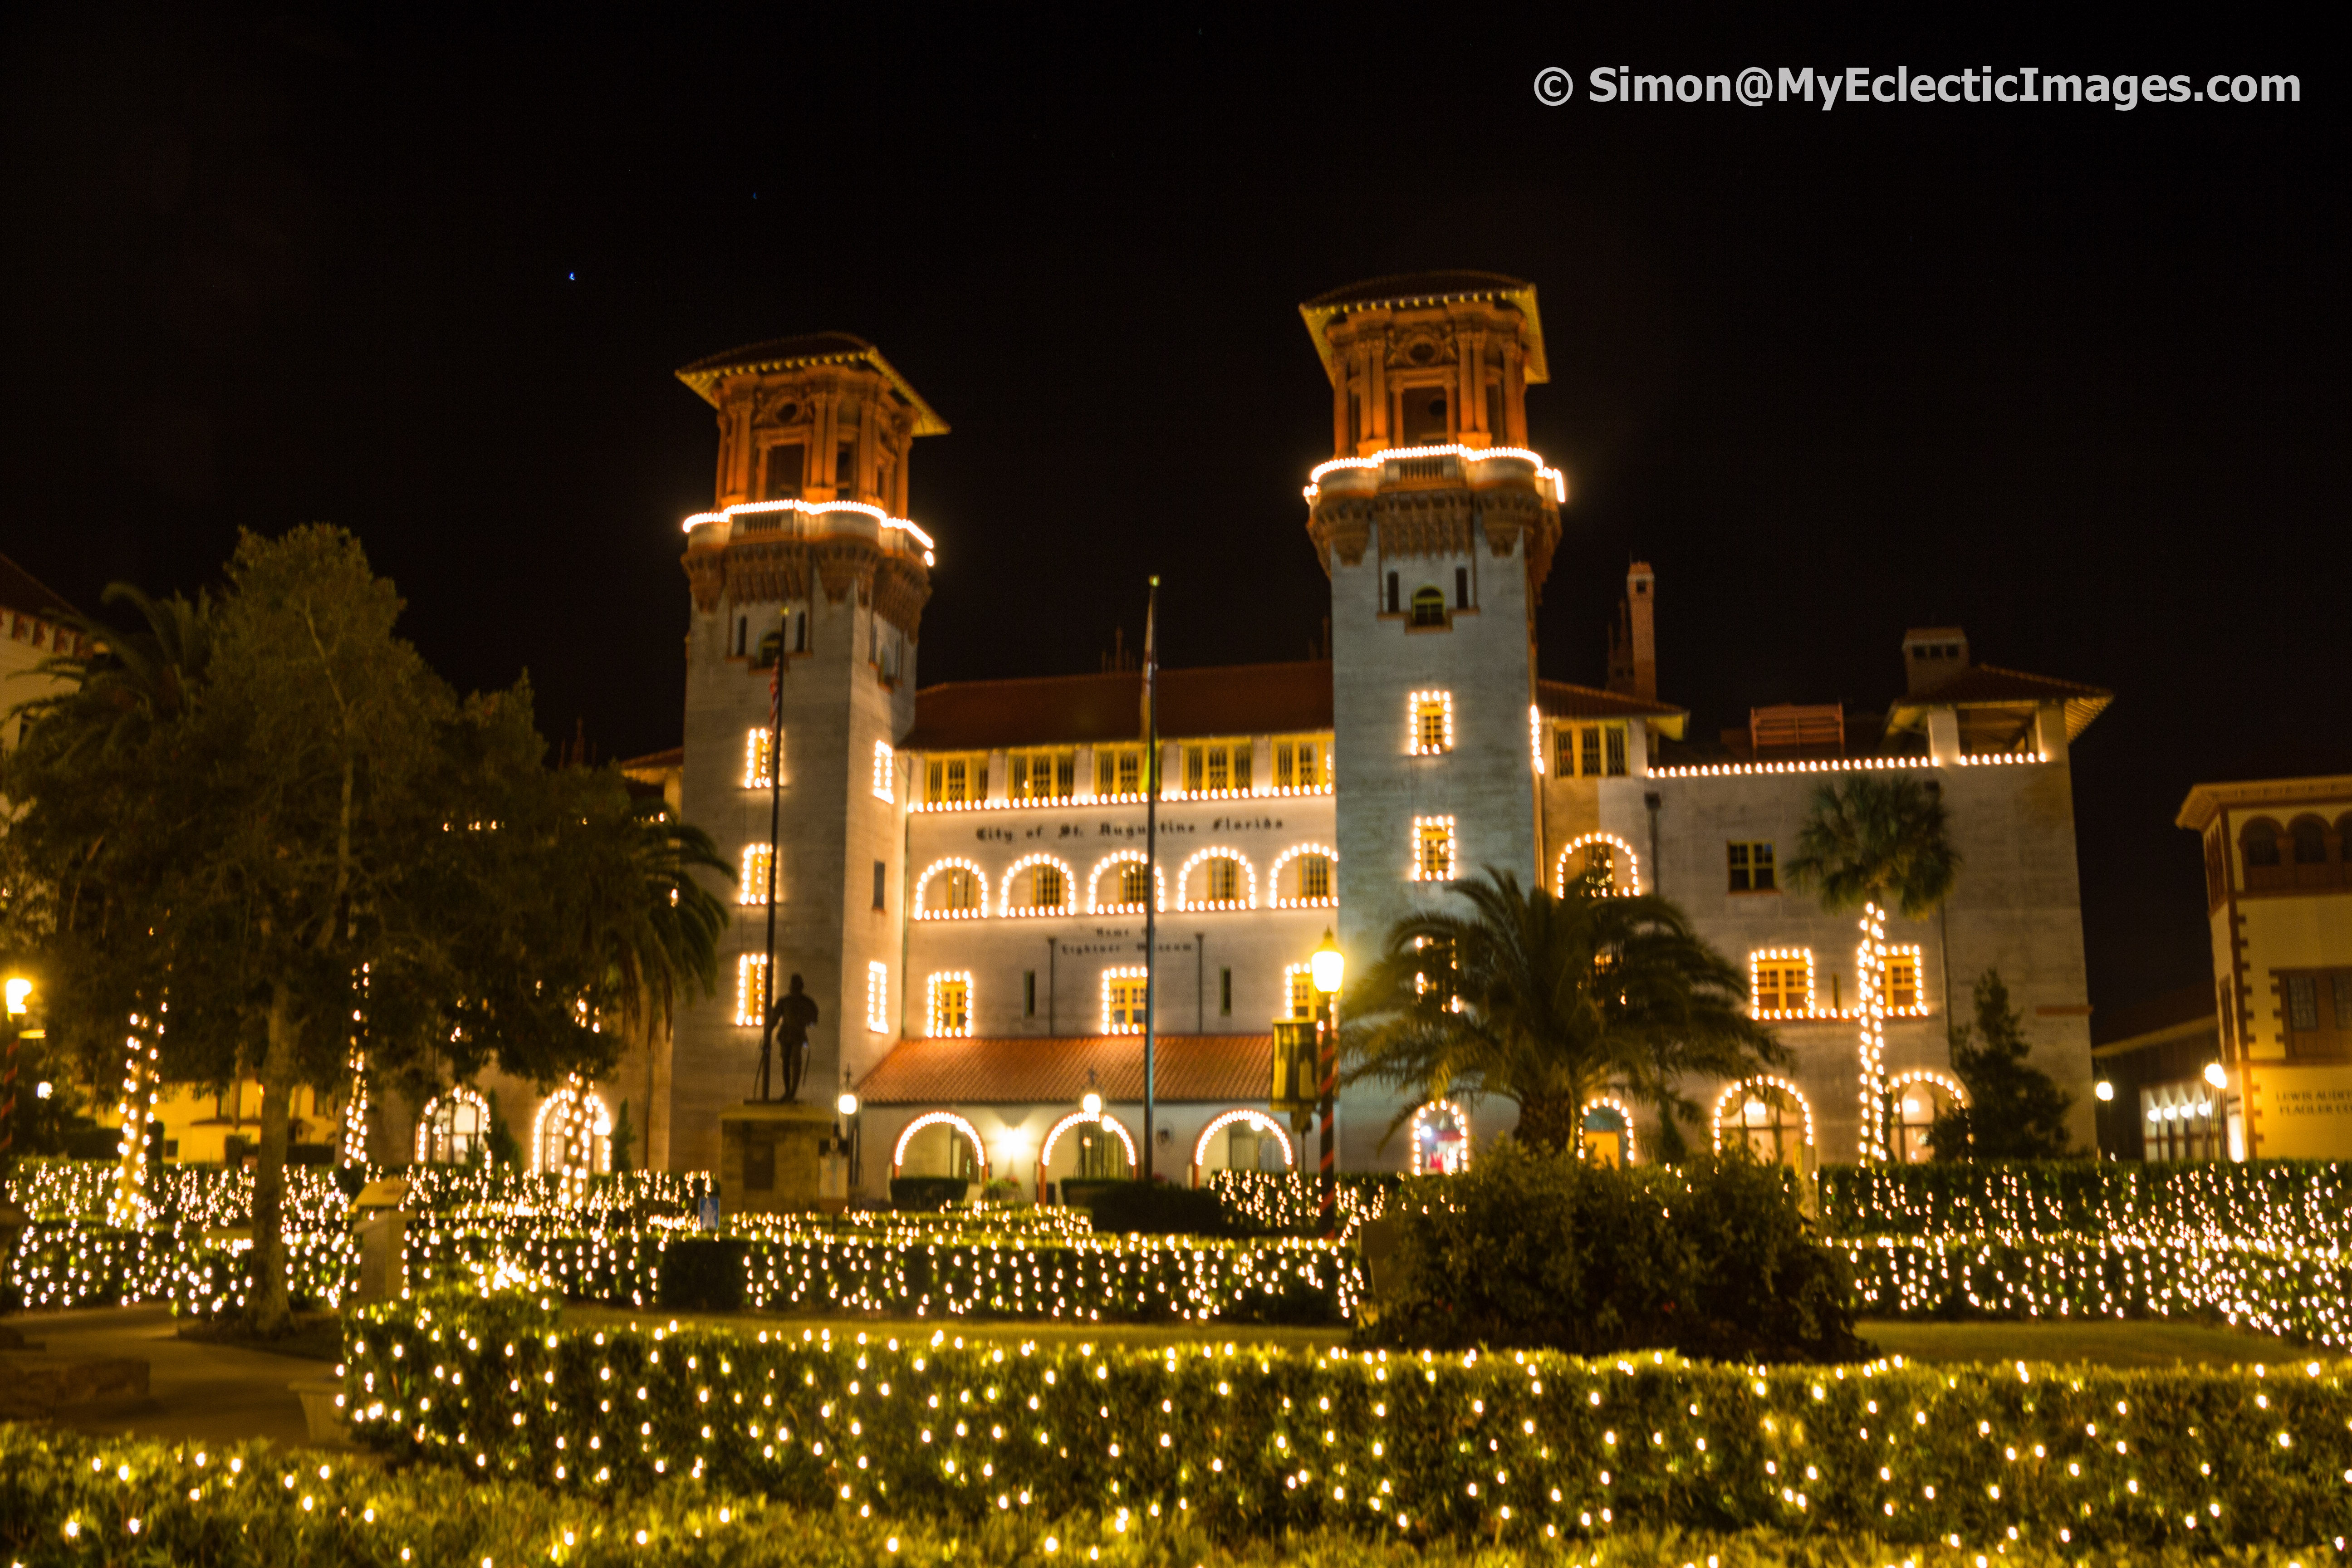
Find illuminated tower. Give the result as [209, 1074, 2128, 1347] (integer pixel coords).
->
[1299, 274, 1562, 1168]
[669, 333, 946, 1173]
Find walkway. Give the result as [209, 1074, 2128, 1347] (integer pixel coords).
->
[2, 1304, 330, 1446]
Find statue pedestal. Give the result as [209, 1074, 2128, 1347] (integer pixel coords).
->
[718, 1102, 840, 1218]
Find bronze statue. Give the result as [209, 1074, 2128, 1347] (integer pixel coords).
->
[760, 972, 819, 1102]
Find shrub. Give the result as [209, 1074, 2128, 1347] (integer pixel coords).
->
[1820, 1159, 2352, 1244]
[1369, 1142, 1864, 1361]
[1085, 1181, 1224, 1236]
[346, 1289, 2352, 1551]
[891, 1176, 970, 1211]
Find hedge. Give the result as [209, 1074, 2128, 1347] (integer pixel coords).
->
[346, 1290, 2352, 1551]
[1820, 1161, 2352, 1244]
[11, 1428, 2332, 1568]
[2, 1219, 353, 1315]
[402, 1214, 1359, 1324]
[1841, 1233, 2352, 1348]
[1208, 1171, 1398, 1236]
[1, 1156, 711, 1227]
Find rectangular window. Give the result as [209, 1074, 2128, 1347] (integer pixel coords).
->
[1554, 727, 1576, 776]
[1750, 951, 1813, 1016]
[1220, 966, 1233, 1016]
[1030, 862, 1066, 910]
[1580, 726, 1601, 777]
[1728, 842, 1778, 893]
[2336, 971, 2352, 1029]
[1096, 745, 1144, 798]
[1455, 566, 1470, 609]
[1008, 748, 1076, 802]
[1182, 740, 1250, 795]
[872, 859, 887, 911]
[1024, 970, 1037, 1018]
[1286, 965, 1314, 1020]
[1102, 969, 1150, 1033]
[735, 955, 770, 1027]
[835, 440, 855, 488]
[1272, 735, 1328, 790]
[872, 741, 894, 802]
[1298, 853, 1332, 901]
[793, 607, 808, 654]
[1413, 816, 1456, 882]
[925, 752, 989, 804]
[2287, 974, 2320, 1033]
[928, 973, 972, 1037]
[1605, 726, 1627, 776]
[867, 962, 890, 1033]
[740, 844, 773, 905]
[763, 443, 804, 500]
[745, 728, 778, 789]
[1886, 950, 1921, 1012]
[1409, 691, 1453, 755]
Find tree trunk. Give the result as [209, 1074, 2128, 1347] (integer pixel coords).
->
[248, 982, 301, 1334]
[1513, 1095, 1586, 1155]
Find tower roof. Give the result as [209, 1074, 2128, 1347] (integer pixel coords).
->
[1299, 270, 1548, 385]
[674, 331, 949, 434]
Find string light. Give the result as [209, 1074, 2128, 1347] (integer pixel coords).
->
[1578, 1096, 1640, 1164]
[1085, 851, 1166, 915]
[1040, 1109, 1138, 1173]
[1406, 1101, 1472, 1175]
[735, 956, 769, 1027]
[414, 1086, 492, 1165]
[926, 973, 974, 1039]
[738, 844, 774, 905]
[996, 854, 1078, 918]
[867, 963, 891, 1034]
[743, 729, 776, 789]
[872, 741, 895, 802]
[1409, 817, 1456, 883]
[680, 496, 937, 560]
[1303, 443, 1567, 505]
[108, 1010, 162, 1230]
[1099, 967, 1150, 1035]
[1857, 904, 1891, 1165]
[912, 858, 988, 920]
[1406, 691, 1454, 755]
[890, 1112, 989, 1181]
[1173, 847, 1258, 912]
[1264, 844, 1338, 909]
[1190, 1110, 1294, 1173]
[1711, 1077, 1817, 1156]
[1554, 833, 1641, 897]
[1529, 704, 1545, 774]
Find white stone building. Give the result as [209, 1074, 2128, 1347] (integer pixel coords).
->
[535, 274, 2112, 1195]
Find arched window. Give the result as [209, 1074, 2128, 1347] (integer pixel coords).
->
[1205, 856, 1240, 902]
[2290, 816, 2328, 866]
[915, 859, 986, 919]
[532, 1083, 611, 1179]
[1891, 1073, 1966, 1163]
[2243, 818, 2283, 867]
[998, 855, 1075, 917]
[1120, 862, 1152, 905]
[1192, 1109, 1294, 1174]
[1711, 1078, 1815, 1172]
[1410, 586, 1447, 627]
[1406, 1100, 1472, 1175]
[414, 1086, 490, 1166]
[1581, 1099, 1635, 1167]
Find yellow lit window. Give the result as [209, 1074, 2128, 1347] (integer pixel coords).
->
[1412, 817, 1456, 882]
[744, 728, 778, 788]
[928, 973, 972, 1037]
[867, 962, 890, 1033]
[1273, 735, 1328, 790]
[1552, 724, 1628, 777]
[919, 861, 982, 917]
[1886, 948, 1923, 1013]
[1409, 691, 1453, 755]
[1119, 861, 1152, 906]
[1750, 951, 1814, 1016]
[924, 753, 989, 804]
[1103, 969, 1150, 1033]
[735, 955, 769, 1026]
[1182, 740, 1252, 795]
[1297, 853, 1331, 901]
[872, 741, 894, 802]
[739, 844, 773, 905]
[1205, 856, 1240, 902]
[1032, 863, 1064, 908]
[1728, 841, 1777, 893]
[1008, 748, 1075, 801]
[1095, 745, 1145, 798]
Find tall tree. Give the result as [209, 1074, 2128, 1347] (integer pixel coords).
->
[1340, 868, 1783, 1156]
[1929, 969, 2075, 1160]
[1782, 774, 1960, 1163]
[4, 527, 729, 1331]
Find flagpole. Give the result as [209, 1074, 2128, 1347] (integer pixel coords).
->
[759, 610, 785, 1101]
[1140, 577, 1160, 1184]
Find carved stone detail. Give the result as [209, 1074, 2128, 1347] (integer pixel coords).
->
[679, 534, 931, 637]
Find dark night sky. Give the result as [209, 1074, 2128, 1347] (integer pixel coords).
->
[2, 7, 2342, 1018]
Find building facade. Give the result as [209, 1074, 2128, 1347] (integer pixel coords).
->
[500, 273, 2114, 1193]
[2178, 774, 2352, 1158]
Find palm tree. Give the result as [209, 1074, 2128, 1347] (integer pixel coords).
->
[1781, 774, 1960, 1163]
[1340, 868, 1784, 1157]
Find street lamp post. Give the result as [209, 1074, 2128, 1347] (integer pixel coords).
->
[2202, 1061, 2229, 1163]
[835, 1082, 861, 1197]
[1309, 930, 1344, 1239]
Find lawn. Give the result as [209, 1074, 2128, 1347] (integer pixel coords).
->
[1857, 1316, 2293, 1367]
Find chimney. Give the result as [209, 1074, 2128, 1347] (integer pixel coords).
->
[1607, 562, 1658, 701]
[1900, 626, 1969, 697]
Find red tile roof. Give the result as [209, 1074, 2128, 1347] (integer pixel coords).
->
[903, 662, 1333, 752]
[1886, 662, 2113, 743]
[857, 1034, 1273, 1105]
[1536, 678, 1684, 721]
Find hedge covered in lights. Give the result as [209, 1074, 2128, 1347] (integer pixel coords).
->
[19, 1428, 2332, 1568]
[2, 1219, 353, 1316]
[1821, 1161, 2352, 1244]
[1, 1157, 710, 1227]
[403, 1211, 1359, 1325]
[345, 1290, 2352, 1553]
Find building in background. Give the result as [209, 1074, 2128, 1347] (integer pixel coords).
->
[2179, 774, 2352, 1159]
[393, 274, 2117, 1191]
[2089, 985, 2225, 1161]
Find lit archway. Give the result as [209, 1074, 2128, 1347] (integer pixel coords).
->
[1174, 846, 1258, 911]
[531, 1081, 611, 1179]
[1710, 1076, 1816, 1172]
[1580, 1094, 1639, 1166]
[1406, 1099, 1472, 1175]
[892, 1110, 990, 1180]
[1555, 833, 1642, 896]
[1191, 1108, 1294, 1180]
[1086, 851, 1165, 914]
[415, 1084, 490, 1165]
[1890, 1070, 1968, 1163]
[913, 857, 989, 920]
[997, 854, 1077, 917]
